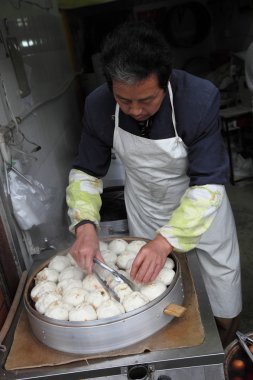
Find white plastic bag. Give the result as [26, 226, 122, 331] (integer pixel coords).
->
[8, 170, 52, 230]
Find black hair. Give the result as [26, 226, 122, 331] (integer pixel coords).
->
[100, 21, 172, 90]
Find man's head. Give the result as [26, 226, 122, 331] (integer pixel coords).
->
[101, 22, 172, 91]
[112, 73, 166, 121]
[101, 22, 172, 121]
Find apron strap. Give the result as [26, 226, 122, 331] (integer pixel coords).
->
[115, 103, 120, 128]
[168, 81, 179, 139]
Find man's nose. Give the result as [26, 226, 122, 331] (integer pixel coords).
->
[129, 102, 142, 116]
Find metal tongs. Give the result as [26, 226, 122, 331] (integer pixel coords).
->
[236, 330, 253, 363]
[93, 258, 136, 302]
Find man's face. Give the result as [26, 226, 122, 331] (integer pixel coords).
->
[112, 74, 166, 121]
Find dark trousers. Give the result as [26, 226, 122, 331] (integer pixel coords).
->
[215, 314, 241, 348]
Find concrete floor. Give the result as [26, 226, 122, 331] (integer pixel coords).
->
[226, 181, 253, 334]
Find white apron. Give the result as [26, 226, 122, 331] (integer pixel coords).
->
[113, 82, 242, 318]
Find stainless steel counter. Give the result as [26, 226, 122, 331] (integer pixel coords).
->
[0, 249, 225, 380]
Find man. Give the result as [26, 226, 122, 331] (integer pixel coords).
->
[66, 22, 242, 347]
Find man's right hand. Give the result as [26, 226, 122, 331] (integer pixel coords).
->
[69, 223, 103, 273]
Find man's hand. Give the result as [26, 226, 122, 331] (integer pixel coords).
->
[130, 234, 173, 283]
[69, 223, 103, 273]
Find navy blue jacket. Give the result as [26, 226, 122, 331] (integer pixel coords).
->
[74, 69, 229, 186]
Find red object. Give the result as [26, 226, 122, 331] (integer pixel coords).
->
[249, 345, 253, 353]
[231, 359, 246, 371]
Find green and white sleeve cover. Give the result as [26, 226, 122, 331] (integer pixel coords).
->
[157, 184, 225, 252]
[66, 169, 103, 233]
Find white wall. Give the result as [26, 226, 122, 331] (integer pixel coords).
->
[0, 0, 82, 260]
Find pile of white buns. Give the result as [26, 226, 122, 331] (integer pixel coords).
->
[30, 239, 175, 321]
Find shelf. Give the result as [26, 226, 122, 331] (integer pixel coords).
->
[220, 106, 253, 185]
[220, 105, 252, 120]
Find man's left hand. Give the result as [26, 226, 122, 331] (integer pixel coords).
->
[130, 234, 173, 283]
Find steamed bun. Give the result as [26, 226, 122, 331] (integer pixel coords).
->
[140, 282, 166, 301]
[126, 240, 146, 254]
[31, 281, 57, 302]
[85, 289, 110, 309]
[35, 291, 62, 314]
[101, 250, 117, 265]
[108, 239, 129, 254]
[164, 257, 175, 270]
[114, 283, 133, 302]
[69, 303, 97, 321]
[62, 287, 88, 306]
[48, 255, 72, 272]
[56, 279, 83, 295]
[44, 300, 71, 320]
[116, 252, 136, 270]
[35, 268, 59, 284]
[123, 291, 149, 312]
[58, 266, 84, 282]
[156, 268, 175, 286]
[83, 274, 105, 292]
[97, 299, 125, 319]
